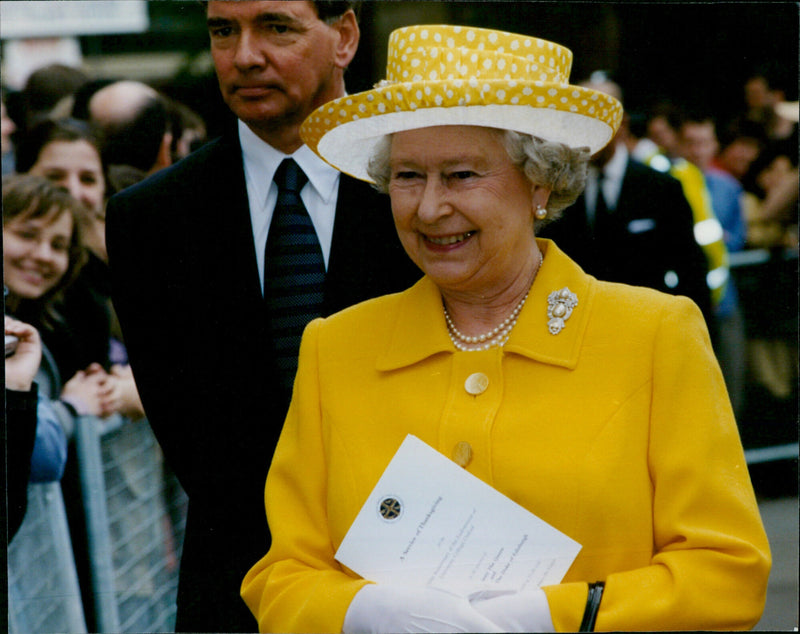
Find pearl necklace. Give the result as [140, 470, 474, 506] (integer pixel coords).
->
[443, 251, 542, 351]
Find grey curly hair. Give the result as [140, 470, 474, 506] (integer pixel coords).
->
[366, 128, 590, 228]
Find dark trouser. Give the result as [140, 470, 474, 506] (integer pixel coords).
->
[175, 506, 265, 633]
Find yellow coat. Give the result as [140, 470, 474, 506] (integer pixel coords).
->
[242, 239, 770, 632]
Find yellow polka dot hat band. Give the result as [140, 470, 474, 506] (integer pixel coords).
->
[300, 24, 624, 183]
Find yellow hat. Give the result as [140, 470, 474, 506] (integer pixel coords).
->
[301, 24, 623, 183]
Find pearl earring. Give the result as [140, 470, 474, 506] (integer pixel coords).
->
[535, 205, 548, 220]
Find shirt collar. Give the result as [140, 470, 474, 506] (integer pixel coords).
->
[601, 142, 628, 183]
[376, 239, 595, 371]
[238, 120, 339, 205]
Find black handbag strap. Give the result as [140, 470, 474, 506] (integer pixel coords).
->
[579, 581, 605, 632]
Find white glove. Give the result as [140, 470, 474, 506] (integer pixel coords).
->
[342, 583, 505, 633]
[469, 588, 555, 633]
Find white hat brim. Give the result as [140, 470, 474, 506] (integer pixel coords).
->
[314, 104, 615, 183]
[302, 79, 622, 183]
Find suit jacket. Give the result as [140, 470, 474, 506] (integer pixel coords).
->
[241, 240, 769, 632]
[541, 156, 713, 323]
[105, 129, 421, 632]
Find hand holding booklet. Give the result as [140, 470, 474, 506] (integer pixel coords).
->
[335, 435, 581, 597]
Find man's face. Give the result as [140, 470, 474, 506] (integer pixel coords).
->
[207, 1, 357, 147]
[680, 121, 718, 171]
[647, 116, 679, 156]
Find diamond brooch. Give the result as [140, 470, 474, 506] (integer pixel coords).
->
[547, 287, 578, 335]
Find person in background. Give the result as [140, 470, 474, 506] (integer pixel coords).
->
[741, 70, 797, 143]
[620, 110, 661, 165]
[87, 80, 174, 176]
[679, 112, 748, 418]
[15, 63, 90, 132]
[642, 101, 733, 335]
[680, 113, 748, 251]
[166, 97, 208, 163]
[711, 119, 766, 184]
[15, 118, 144, 419]
[743, 135, 799, 249]
[105, 2, 420, 631]
[3, 174, 106, 434]
[16, 118, 106, 236]
[242, 24, 770, 633]
[16, 120, 110, 366]
[3, 174, 115, 632]
[5, 314, 68, 541]
[541, 74, 712, 323]
[739, 134, 799, 408]
[741, 101, 799, 247]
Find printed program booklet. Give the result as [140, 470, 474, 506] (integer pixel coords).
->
[335, 435, 581, 596]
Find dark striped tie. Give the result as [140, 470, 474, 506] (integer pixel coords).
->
[264, 159, 325, 392]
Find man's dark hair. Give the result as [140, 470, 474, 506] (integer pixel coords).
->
[648, 101, 686, 132]
[313, 1, 361, 23]
[15, 117, 103, 174]
[627, 111, 648, 141]
[680, 108, 716, 130]
[21, 64, 89, 125]
[717, 118, 768, 151]
[71, 79, 115, 122]
[101, 94, 170, 172]
[199, 1, 361, 22]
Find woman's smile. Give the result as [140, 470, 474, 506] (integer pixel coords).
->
[7, 258, 59, 298]
[17, 264, 50, 285]
[423, 230, 477, 248]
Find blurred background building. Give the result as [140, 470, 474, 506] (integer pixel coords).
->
[2, 2, 797, 139]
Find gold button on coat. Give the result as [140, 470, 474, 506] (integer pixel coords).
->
[452, 441, 473, 468]
[465, 372, 489, 395]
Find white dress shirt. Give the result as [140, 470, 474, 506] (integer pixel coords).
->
[585, 142, 628, 224]
[239, 120, 340, 292]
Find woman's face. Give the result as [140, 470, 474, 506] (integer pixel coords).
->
[389, 125, 545, 298]
[3, 208, 73, 300]
[29, 139, 105, 213]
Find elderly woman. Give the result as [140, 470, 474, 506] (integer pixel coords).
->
[241, 25, 770, 633]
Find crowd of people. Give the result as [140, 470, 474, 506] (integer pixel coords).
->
[3, 78, 205, 507]
[3, 2, 796, 633]
[2, 61, 209, 633]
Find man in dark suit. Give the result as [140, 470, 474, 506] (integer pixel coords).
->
[105, 3, 419, 632]
[541, 77, 712, 323]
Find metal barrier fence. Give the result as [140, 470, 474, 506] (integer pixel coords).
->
[8, 482, 88, 634]
[8, 414, 188, 634]
[75, 414, 188, 633]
